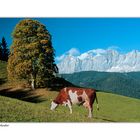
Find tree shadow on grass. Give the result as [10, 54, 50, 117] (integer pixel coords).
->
[49, 77, 78, 91]
[0, 88, 47, 103]
[0, 78, 6, 85]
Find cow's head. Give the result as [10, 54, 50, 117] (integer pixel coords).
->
[50, 101, 58, 110]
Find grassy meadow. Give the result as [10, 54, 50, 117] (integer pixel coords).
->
[0, 88, 140, 122]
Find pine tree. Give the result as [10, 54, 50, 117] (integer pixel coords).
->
[0, 42, 2, 60]
[1, 37, 9, 61]
[7, 19, 58, 89]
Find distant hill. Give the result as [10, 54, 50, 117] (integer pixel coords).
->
[61, 71, 140, 99]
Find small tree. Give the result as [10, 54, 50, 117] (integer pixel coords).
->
[1, 37, 9, 61]
[0, 42, 2, 60]
[7, 19, 58, 89]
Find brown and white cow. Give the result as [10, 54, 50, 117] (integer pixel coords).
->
[50, 87, 99, 118]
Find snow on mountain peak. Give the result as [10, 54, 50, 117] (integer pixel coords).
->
[57, 48, 140, 73]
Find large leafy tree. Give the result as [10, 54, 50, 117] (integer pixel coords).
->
[7, 19, 58, 89]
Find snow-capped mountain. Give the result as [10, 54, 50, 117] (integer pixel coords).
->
[57, 49, 140, 73]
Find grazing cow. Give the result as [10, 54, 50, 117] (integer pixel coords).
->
[50, 87, 99, 118]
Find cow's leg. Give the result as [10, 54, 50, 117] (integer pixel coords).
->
[88, 106, 92, 118]
[67, 100, 72, 114]
[83, 101, 92, 118]
[88, 98, 94, 118]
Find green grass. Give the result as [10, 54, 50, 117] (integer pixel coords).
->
[0, 90, 140, 122]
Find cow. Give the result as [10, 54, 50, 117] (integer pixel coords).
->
[50, 87, 99, 118]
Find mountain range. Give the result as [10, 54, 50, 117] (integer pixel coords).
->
[57, 49, 140, 73]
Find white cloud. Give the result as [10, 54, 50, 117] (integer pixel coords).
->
[78, 53, 89, 60]
[108, 45, 121, 51]
[56, 54, 66, 61]
[56, 48, 80, 62]
[67, 48, 80, 56]
[78, 49, 107, 60]
[89, 49, 106, 54]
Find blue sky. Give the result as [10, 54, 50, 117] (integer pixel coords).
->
[1, 18, 140, 58]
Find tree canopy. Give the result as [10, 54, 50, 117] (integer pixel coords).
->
[7, 19, 58, 89]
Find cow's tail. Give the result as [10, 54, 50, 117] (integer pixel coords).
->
[95, 92, 99, 111]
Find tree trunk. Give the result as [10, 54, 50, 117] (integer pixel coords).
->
[31, 79, 35, 90]
[31, 74, 36, 90]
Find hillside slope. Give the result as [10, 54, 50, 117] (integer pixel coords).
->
[0, 90, 140, 122]
[62, 71, 140, 99]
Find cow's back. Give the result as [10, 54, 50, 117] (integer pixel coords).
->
[66, 87, 96, 104]
[66, 87, 95, 96]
